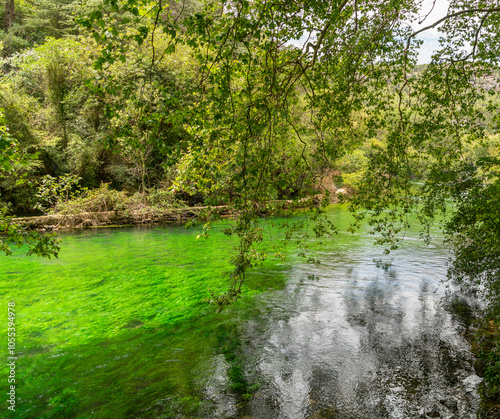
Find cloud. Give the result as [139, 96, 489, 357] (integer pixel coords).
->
[413, 0, 450, 63]
[417, 39, 442, 64]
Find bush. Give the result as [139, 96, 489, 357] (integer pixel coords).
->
[337, 149, 369, 189]
[8, 181, 39, 212]
[55, 183, 129, 214]
[147, 188, 186, 209]
[53, 184, 187, 215]
[35, 174, 81, 213]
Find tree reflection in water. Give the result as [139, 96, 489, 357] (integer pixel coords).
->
[202, 245, 480, 419]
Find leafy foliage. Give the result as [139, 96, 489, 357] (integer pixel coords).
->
[445, 156, 500, 303]
[0, 109, 59, 257]
[54, 182, 130, 213]
[71, 0, 500, 304]
[35, 174, 82, 212]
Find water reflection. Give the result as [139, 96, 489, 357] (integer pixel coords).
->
[203, 245, 480, 418]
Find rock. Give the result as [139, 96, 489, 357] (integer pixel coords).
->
[335, 188, 347, 195]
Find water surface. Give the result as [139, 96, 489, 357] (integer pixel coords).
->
[0, 207, 480, 418]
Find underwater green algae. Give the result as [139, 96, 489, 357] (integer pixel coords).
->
[0, 216, 304, 418]
[1, 207, 474, 418]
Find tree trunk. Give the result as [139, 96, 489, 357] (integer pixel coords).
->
[5, 0, 15, 31]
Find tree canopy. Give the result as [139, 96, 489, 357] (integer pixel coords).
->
[78, 0, 500, 301]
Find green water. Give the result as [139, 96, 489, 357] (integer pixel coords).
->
[0, 207, 480, 418]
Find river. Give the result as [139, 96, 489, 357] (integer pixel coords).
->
[0, 206, 481, 418]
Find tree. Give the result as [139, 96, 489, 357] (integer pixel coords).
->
[0, 109, 59, 257]
[81, 0, 420, 300]
[23, 0, 79, 40]
[0, 0, 83, 56]
[80, 0, 500, 304]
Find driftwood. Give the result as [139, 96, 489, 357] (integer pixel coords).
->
[12, 196, 340, 231]
[13, 206, 231, 231]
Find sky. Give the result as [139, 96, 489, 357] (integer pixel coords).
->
[413, 0, 450, 63]
[288, 0, 452, 64]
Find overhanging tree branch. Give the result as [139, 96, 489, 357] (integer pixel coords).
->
[405, 7, 500, 54]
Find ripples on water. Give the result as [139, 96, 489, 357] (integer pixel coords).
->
[202, 244, 481, 419]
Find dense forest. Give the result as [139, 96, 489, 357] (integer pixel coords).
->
[1, 0, 500, 413]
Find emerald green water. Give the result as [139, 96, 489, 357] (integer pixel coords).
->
[0, 207, 480, 418]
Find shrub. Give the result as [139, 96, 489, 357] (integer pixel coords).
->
[55, 183, 129, 214]
[53, 184, 187, 215]
[35, 174, 81, 213]
[147, 188, 186, 209]
[337, 149, 369, 189]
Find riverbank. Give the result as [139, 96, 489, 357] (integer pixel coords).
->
[13, 206, 230, 230]
[472, 316, 500, 418]
[13, 196, 337, 231]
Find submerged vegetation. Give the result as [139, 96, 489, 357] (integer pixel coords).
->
[1, 0, 500, 414]
[0, 210, 483, 418]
